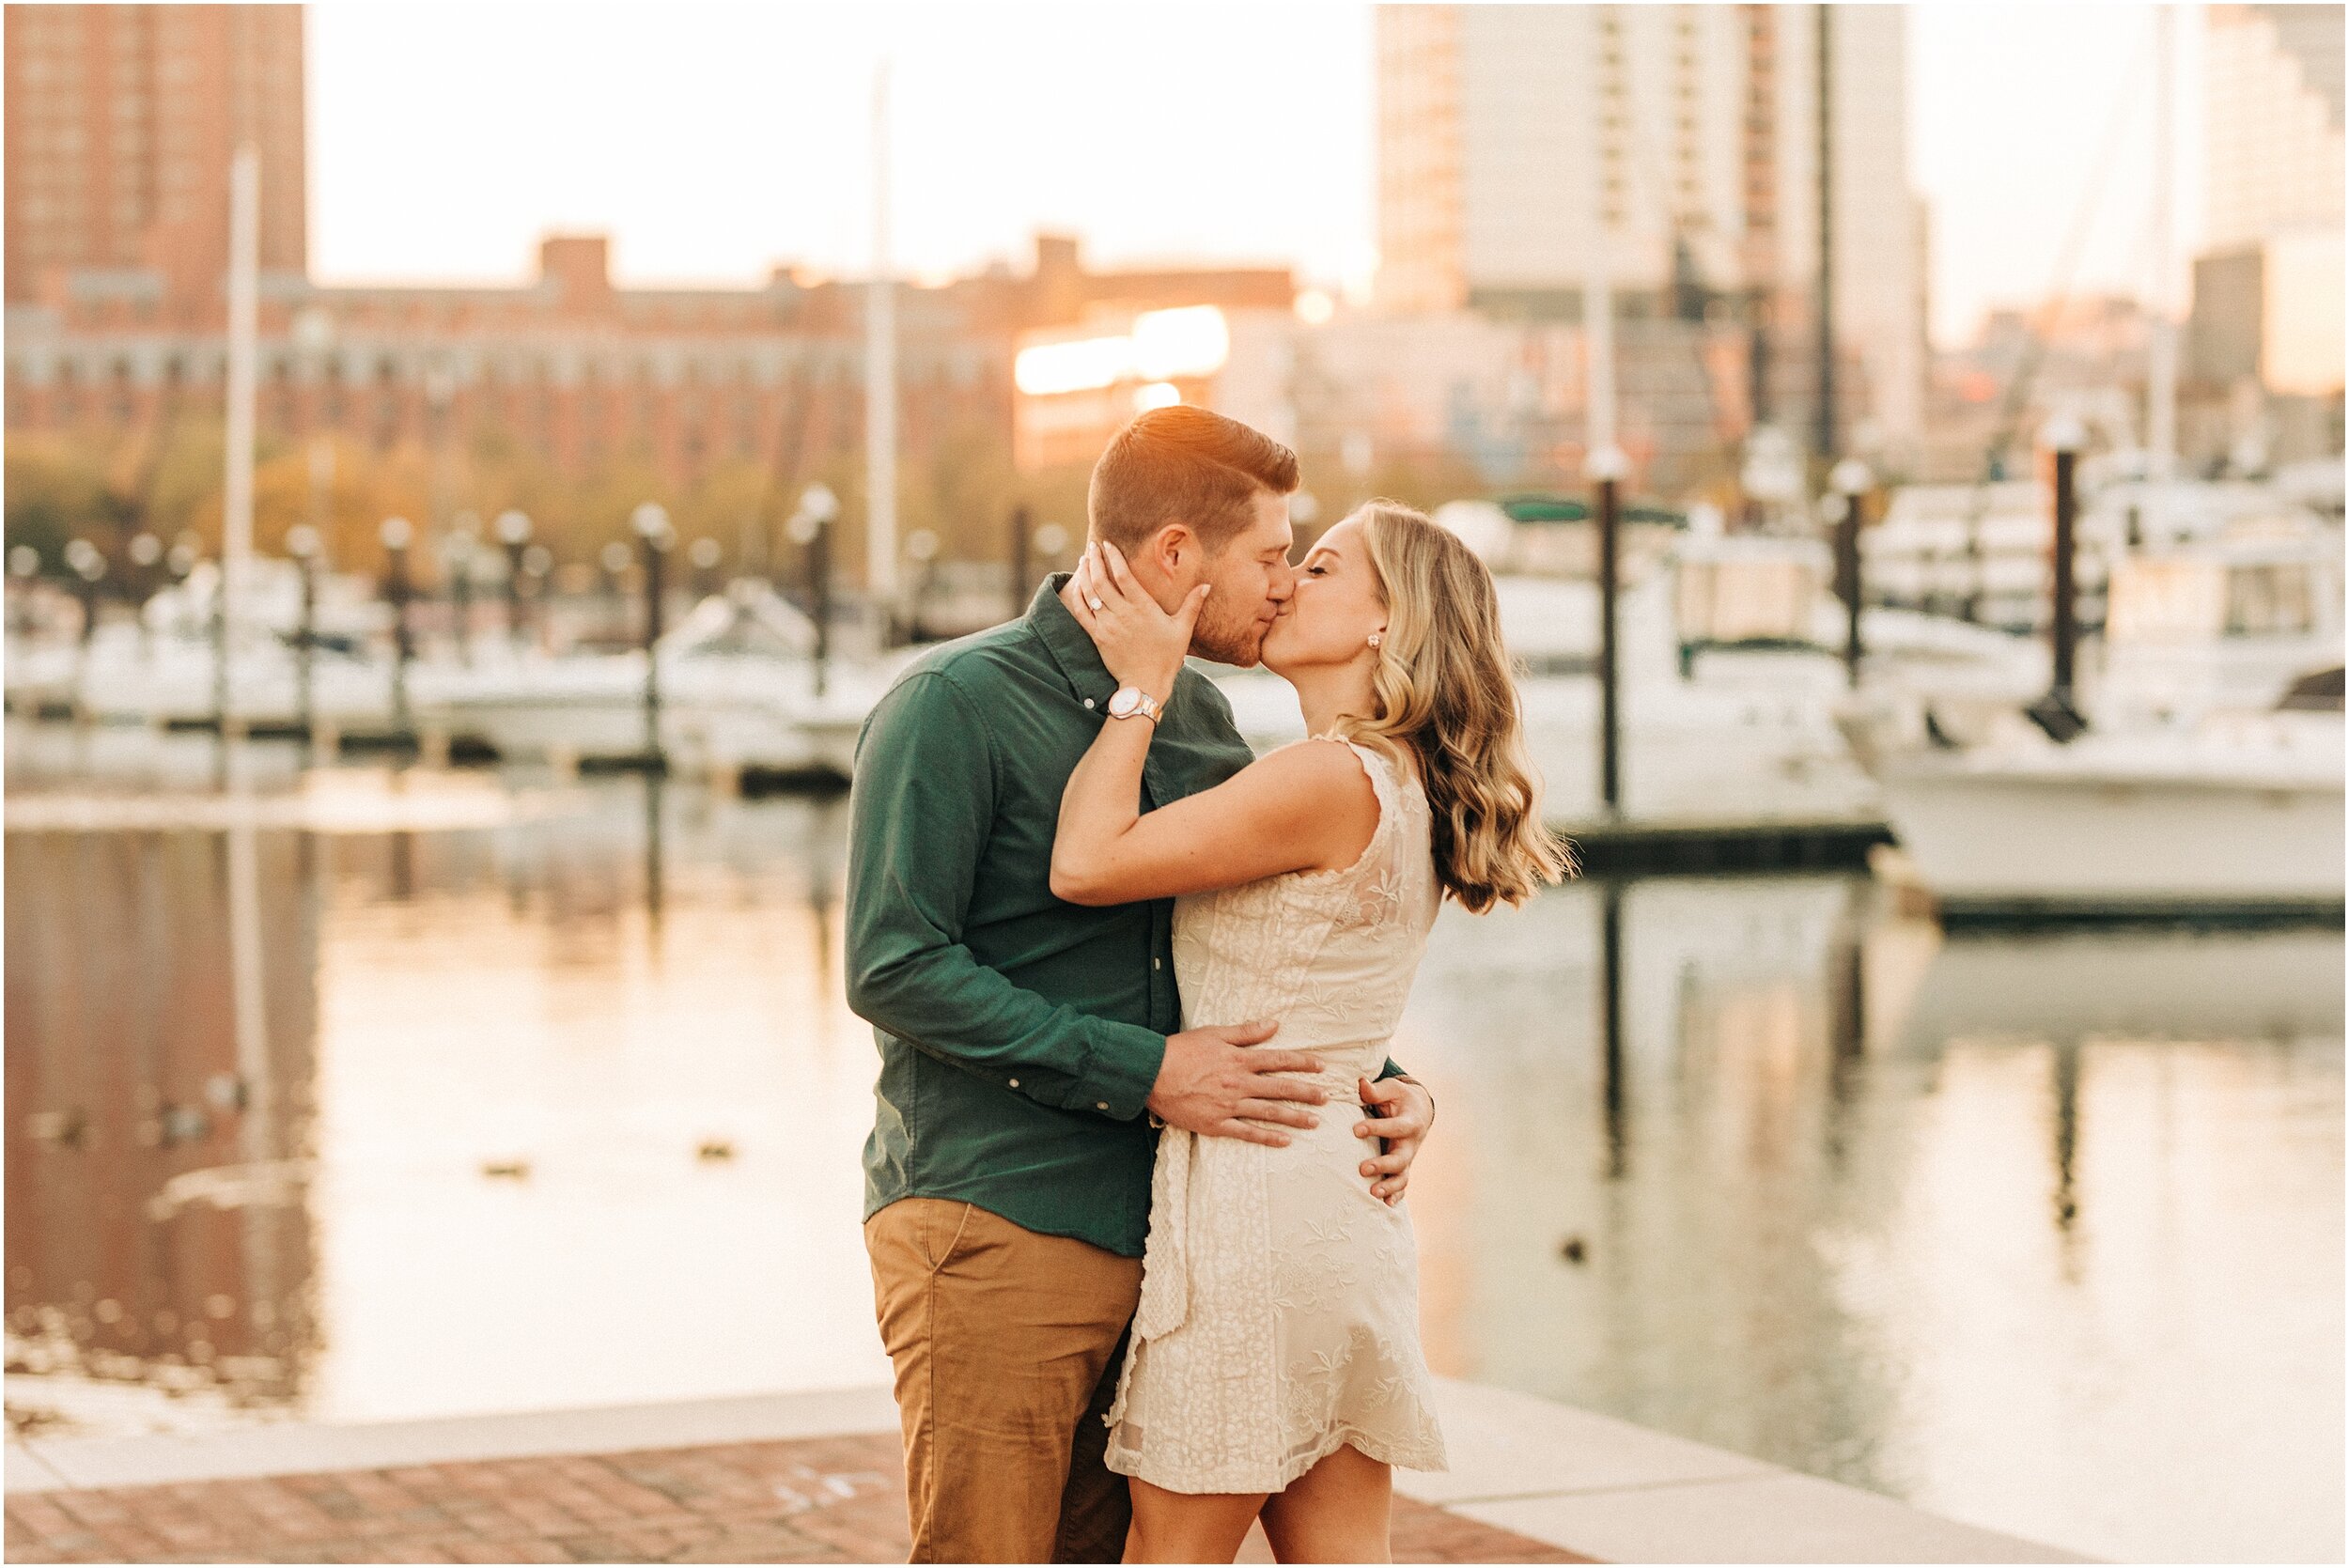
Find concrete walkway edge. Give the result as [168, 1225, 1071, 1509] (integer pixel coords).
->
[8, 1377, 2092, 1563]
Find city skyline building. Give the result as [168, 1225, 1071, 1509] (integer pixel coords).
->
[2194, 3, 2342, 408]
[1374, 3, 1928, 469]
[4, 5, 307, 320]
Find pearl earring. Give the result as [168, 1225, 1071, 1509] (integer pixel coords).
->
[1367, 632, 1383, 650]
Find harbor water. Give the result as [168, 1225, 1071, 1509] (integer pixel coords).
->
[5, 727, 2341, 1563]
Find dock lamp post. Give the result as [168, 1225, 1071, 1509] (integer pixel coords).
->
[1008, 505, 1033, 618]
[66, 540, 106, 723]
[786, 483, 839, 700]
[1828, 457, 1874, 689]
[381, 516, 415, 737]
[2041, 415, 2087, 728]
[1586, 444, 1628, 817]
[521, 545, 552, 650]
[632, 502, 673, 768]
[168, 533, 201, 640]
[446, 512, 480, 667]
[904, 528, 940, 643]
[494, 509, 533, 646]
[127, 532, 163, 660]
[1032, 521, 1070, 571]
[65, 538, 105, 648]
[688, 536, 722, 602]
[286, 524, 320, 737]
[8, 546, 38, 645]
[599, 541, 630, 634]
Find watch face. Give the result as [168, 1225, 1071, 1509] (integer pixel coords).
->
[1108, 687, 1141, 718]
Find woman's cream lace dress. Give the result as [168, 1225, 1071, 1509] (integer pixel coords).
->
[1104, 738, 1450, 1495]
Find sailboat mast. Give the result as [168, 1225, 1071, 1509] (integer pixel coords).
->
[864, 59, 900, 618]
[2147, 6, 2178, 478]
[1813, 4, 1836, 466]
[222, 143, 259, 724]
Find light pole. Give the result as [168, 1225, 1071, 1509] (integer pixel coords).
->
[904, 528, 939, 642]
[128, 531, 162, 661]
[1032, 521, 1069, 573]
[163, 539, 198, 646]
[494, 509, 533, 646]
[2042, 416, 2085, 714]
[1586, 444, 1628, 816]
[66, 540, 106, 723]
[64, 539, 104, 647]
[286, 523, 320, 737]
[688, 536, 722, 601]
[1828, 457, 1873, 689]
[1008, 504, 1032, 619]
[381, 515, 414, 737]
[521, 544, 552, 651]
[446, 511, 479, 667]
[8, 546, 38, 647]
[786, 483, 839, 698]
[632, 502, 673, 768]
[599, 540, 630, 639]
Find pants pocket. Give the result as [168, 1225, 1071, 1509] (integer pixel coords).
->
[917, 1199, 978, 1276]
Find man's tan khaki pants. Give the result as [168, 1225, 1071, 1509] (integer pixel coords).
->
[865, 1197, 1146, 1563]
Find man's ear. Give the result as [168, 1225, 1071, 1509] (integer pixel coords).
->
[1152, 522, 1198, 580]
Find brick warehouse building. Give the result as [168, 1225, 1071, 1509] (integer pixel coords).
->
[7, 232, 1290, 489]
[4, 5, 1294, 571]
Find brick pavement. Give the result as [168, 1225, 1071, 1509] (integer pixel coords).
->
[6, 1430, 1588, 1563]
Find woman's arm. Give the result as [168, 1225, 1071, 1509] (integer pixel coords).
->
[1050, 542, 1378, 907]
[1053, 733, 1379, 906]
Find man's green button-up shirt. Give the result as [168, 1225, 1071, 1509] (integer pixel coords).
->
[845, 575, 1392, 1259]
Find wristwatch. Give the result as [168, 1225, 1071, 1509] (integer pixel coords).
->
[1106, 686, 1163, 724]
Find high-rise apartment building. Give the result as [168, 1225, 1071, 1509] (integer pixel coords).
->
[4, 5, 307, 318]
[1375, 3, 1926, 464]
[2205, 4, 2342, 252]
[2196, 4, 2342, 400]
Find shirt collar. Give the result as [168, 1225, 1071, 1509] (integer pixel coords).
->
[1028, 571, 1117, 699]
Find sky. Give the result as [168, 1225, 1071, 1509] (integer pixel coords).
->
[308, 2, 2201, 349]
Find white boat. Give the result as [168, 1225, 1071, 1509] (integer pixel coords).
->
[1871, 705, 2341, 916]
[1863, 475, 2326, 633]
[425, 582, 894, 778]
[2096, 533, 2344, 725]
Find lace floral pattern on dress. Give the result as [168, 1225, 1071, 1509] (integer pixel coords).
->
[1106, 739, 1449, 1496]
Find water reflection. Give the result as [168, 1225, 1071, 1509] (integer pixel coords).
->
[1396, 880, 2341, 1564]
[6, 827, 322, 1433]
[3, 741, 2339, 1562]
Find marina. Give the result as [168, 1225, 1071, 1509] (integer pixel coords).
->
[5, 2, 2342, 1561]
[4, 737, 2340, 1562]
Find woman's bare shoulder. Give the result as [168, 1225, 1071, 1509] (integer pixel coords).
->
[1236, 738, 1381, 861]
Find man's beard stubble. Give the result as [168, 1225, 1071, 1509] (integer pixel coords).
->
[1188, 598, 1270, 668]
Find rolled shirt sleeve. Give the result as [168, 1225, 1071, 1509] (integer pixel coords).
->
[845, 670, 1165, 1120]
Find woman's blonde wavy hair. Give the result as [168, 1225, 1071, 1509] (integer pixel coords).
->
[1327, 501, 1575, 912]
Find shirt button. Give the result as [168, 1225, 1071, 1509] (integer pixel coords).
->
[1082, 698, 1096, 709]
[1097, 1102, 1110, 1110]
[1153, 958, 1162, 970]
[1008, 1079, 1020, 1089]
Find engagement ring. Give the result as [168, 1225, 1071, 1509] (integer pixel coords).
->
[1087, 596, 1104, 612]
